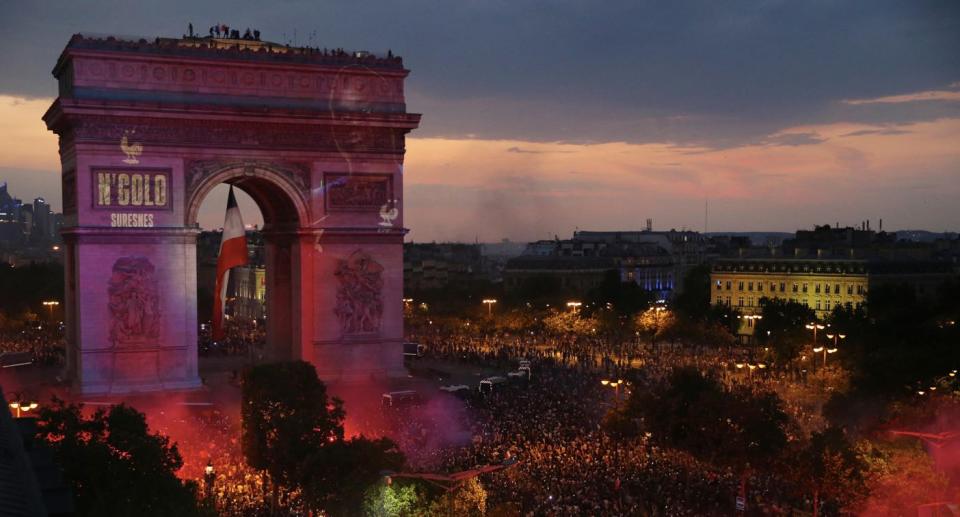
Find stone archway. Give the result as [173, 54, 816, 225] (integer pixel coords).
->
[186, 161, 311, 364]
[44, 34, 420, 395]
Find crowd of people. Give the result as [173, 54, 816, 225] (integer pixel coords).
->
[377, 329, 834, 515]
[146, 405, 302, 517]
[1, 316, 838, 515]
[198, 319, 266, 359]
[0, 323, 64, 366]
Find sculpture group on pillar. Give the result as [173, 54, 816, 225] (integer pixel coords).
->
[333, 250, 384, 335]
[108, 257, 162, 348]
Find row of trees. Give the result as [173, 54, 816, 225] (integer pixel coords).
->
[604, 367, 868, 514]
[408, 267, 743, 349]
[30, 361, 486, 516]
[0, 262, 63, 328]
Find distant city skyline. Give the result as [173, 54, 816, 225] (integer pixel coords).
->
[0, 1, 957, 240]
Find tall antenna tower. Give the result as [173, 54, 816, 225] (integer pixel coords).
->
[704, 197, 709, 234]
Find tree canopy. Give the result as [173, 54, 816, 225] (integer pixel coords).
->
[753, 297, 817, 363]
[241, 360, 346, 490]
[35, 398, 202, 517]
[606, 367, 789, 470]
[241, 361, 407, 516]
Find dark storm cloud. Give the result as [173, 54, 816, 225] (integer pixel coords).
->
[0, 0, 957, 146]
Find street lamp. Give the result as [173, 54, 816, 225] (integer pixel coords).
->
[825, 333, 846, 348]
[805, 322, 825, 345]
[42, 300, 59, 321]
[566, 301, 582, 312]
[601, 379, 624, 400]
[204, 460, 216, 498]
[8, 394, 38, 418]
[482, 299, 498, 316]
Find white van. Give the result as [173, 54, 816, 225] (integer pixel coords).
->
[381, 390, 422, 408]
[479, 376, 508, 394]
[439, 384, 470, 394]
[403, 342, 425, 357]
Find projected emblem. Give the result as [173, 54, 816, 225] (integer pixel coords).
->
[120, 130, 143, 164]
[333, 250, 384, 335]
[107, 257, 162, 348]
[378, 199, 399, 227]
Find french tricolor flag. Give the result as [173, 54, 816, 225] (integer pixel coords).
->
[212, 186, 248, 341]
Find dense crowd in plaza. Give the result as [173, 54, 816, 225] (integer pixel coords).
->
[370, 329, 829, 515]
[0, 318, 845, 515]
[198, 319, 266, 359]
[147, 406, 299, 516]
[0, 324, 64, 366]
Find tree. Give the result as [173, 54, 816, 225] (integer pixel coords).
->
[362, 481, 422, 517]
[705, 303, 741, 336]
[788, 427, 869, 516]
[635, 306, 675, 348]
[301, 436, 406, 517]
[0, 262, 64, 325]
[426, 478, 487, 517]
[505, 275, 566, 307]
[35, 398, 202, 517]
[860, 438, 950, 516]
[586, 269, 653, 317]
[241, 361, 345, 505]
[673, 264, 712, 321]
[753, 297, 816, 363]
[608, 367, 788, 470]
[542, 308, 596, 335]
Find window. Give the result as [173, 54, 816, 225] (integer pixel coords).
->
[738, 281, 744, 291]
[834, 284, 840, 294]
[780, 282, 786, 292]
[816, 300, 821, 310]
[738, 297, 744, 307]
[748, 297, 754, 307]
[725, 296, 731, 306]
[716, 280, 722, 289]
[815, 284, 821, 294]
[802, 283, 808, 293]
[748, 281, 754, 291]
[856, 285, 864, 295]
[772, 282, 778, 292]
[793, 283, 799, 293]
[847, 285, 853, 295]
[726, 281, 732, 290]
[758, 282, 764, 292]
[717, 296, 723, 305]
[748, 318, 754, 328]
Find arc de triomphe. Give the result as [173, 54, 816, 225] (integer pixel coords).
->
[43, 34, 420, 394]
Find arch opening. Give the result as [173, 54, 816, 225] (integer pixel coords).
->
[188, 166, 310, 367]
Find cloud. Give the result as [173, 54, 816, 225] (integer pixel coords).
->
[403, 117, 960, 240]
[1, 1, 958, 149]
[761, 132, 827, 147]
[506, 146, 574, 154]
[840, 128, 912, 137]
[842, 90, 960, 105]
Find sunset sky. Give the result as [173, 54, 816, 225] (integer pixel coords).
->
[0, 1, 957, 241]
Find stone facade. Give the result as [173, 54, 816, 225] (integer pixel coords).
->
[44, 34, 420, 394]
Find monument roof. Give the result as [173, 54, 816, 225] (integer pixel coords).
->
[59, 33, 406, 72]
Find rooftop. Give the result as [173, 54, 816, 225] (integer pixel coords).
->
[61, 32, 405, 71]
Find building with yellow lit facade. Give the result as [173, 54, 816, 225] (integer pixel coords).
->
[711, 257, 955, 341]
